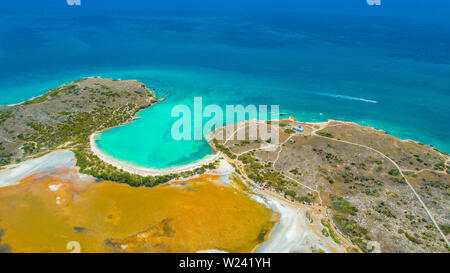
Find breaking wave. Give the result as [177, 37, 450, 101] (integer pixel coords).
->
[269, 87, 378, 104]
[304, 91, 378, 104]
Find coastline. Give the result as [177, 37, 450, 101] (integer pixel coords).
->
[5, 76, 136, 107]
[89, 132, 220, 176]
[2, 73, 223, 178]
[5, 78, 88, 107]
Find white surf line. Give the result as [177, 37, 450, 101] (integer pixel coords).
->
[322, 93, 378, 104]
[308, 91, 378, 104]
[262, 87, 378, 104]
[313, 131, 450, 247]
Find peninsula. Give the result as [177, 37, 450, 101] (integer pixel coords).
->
[0, 77, 218, 187]
[0, 78, 448, 253]
[208, 118, 450, 252]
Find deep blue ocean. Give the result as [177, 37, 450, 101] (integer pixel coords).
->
[1, 1, 449, 168]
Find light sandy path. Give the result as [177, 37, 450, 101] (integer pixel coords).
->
[223, 119, 269, 145]
[311, 124, 450, 247]
[272, 133, 296, 167]
[270, 131, 325, 203]
[211, 126, 361, 252]
[283, 175, 323, 205]
[0, 135, 13, 143]
[225, 121, 324, 204]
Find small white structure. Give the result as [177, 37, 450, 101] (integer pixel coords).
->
[293, 124, 304, 133]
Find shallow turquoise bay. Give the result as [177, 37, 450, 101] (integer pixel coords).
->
[93, 64, 450, 169]
[0, 12, 449, 169]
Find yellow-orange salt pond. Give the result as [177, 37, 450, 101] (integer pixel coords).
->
[0, 168, 276, 253]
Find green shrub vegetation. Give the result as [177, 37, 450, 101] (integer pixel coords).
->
[235, 151, 311, 201]
[22, 85, 79, 105]
[295, 193, 316, 203]
[333, 214, 372, 252]
[440, 225, 450, 235]
[404, 232, 422, 244]
[330, 195, 358, 215]
[74, 149, 218, 188]
[374, 202, 396, 218]
[0, 80, 221, 188]
[213, 139, 236, 159]
[317, 131, 333, 138]
[388, 169, 399, 176]
[0, 109, 13, 125]
[23, 104, 137, 149]
[285, 190, 297, 198]
[363, 189, 380, 197]
[321, 219, 340, 245]
[434, 162, 445, 171]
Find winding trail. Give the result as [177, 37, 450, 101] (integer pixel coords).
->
[221, 121, 324, 204]
[210, 121, 361, 251]
[223, 120, 267, 145]
[212, 119, 450, 249]
[271, 131, 324, 204]
[310, 123, 450, 247]
[273, 133, 296, 168]
[283, 175, 323, 205]
[218, 150, 359, 251]
[0, 135, 14, 143]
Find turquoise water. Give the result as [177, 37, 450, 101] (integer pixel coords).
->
[1, 8, 449, 168]
[94, 62, 450, 169]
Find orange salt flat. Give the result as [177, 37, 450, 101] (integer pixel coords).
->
[0, 168, 276, 253]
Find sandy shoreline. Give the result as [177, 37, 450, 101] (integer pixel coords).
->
[89, 133, 220, 176]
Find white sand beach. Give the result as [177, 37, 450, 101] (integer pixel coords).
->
[89, 133, 220, 176]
